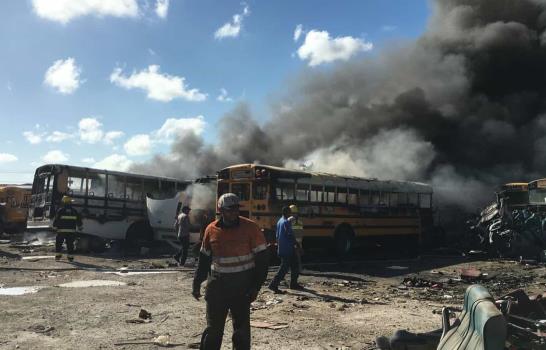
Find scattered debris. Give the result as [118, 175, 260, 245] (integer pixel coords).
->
[28, 325, 55, 334]
[114, 335, 176, 347]
[402, 276, 443, 289]
[139, 308, 152, 320]
[125, 319, 151, 324]
[21, 255, 56, 261]
[460, 267, 482, 281]
[250, 321, 289, 330]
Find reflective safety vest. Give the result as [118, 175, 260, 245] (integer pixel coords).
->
[53, 206, 82, 233]
[201, 217, 267, 274]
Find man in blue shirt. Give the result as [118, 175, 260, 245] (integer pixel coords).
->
[268, 206, 303, 293]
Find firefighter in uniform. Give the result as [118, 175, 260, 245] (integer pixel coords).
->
[193, 193, 269, 350]
[53, 195, 83, 261]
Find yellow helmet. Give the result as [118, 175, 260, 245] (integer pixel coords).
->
[62, 195, 72, 204]
[289, 204, 298, 213]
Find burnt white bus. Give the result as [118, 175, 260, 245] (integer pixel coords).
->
[27, 164, 191, 250]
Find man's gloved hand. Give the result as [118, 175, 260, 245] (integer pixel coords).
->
[247, 288, 259, 303]
[192, 287, 201, 301]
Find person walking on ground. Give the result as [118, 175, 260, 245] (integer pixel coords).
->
[288, 204, 304, 273]
[174, 205, 191, 266]
[52, 195, 83, 262]
[268, 206, 304, 293]
[193, 193, 269, 350]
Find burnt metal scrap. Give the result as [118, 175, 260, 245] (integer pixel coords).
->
[378, 285, 546, 350]
[498, 289, 546, 350]
[467, 201, 546, 259]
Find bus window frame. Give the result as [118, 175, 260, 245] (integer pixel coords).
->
[336, 186, 348, 204]
[295, 182, 310, 202]
[253, 182, 268, 200]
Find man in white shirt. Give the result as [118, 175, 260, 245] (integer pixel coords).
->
[174, 205, 191, 266]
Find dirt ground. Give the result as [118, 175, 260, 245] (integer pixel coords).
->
[1, 236, 544, 350]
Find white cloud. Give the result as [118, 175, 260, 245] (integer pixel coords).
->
[124, 134, 152, 156]
[104, 131, 125, 145]
[297, 30, 373, 66]
[155, 0, 169, 18]
[82, 157, 96, 164]
[0, 153, 18, 163]
[94, 154, 133, 171]
[32, 0, 139, 24]
[153, 116, 206, 142]
[294, 24, 303, 42]
[214, 4, 250, 39]
[216, 88, 233, 102]
[42, 150, 69, 163]
[110, 65, 207, 102]
[46, 131, 73, 143]
[23, 131, 45, 144]
[44, 58, 82, 94]
[78, 117, 104, 144]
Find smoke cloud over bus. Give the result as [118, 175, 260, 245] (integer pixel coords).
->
[132, 0, 546, 210]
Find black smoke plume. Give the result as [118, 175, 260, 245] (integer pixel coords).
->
[132, 0, 546, 209]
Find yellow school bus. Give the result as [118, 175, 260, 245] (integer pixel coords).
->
[0, 185, 32, 233]
[217, 164, 433, 256]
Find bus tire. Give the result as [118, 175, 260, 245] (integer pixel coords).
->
[125, 221, 153, 249]
[334, 225, 354, 259]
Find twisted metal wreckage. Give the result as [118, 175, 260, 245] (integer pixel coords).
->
[467, 180, 546, 259]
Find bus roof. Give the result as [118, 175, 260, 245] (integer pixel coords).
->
[34, 164, 192, 184]
[529, 178, 546, 189]
[221, 163, 432, 194]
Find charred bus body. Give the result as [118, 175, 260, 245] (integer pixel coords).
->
[27, 164, 191, 250]
[217, 164, 434, 257]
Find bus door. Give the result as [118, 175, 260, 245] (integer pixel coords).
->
[251, 181, 269, 225]
[30, 172, 53, 220]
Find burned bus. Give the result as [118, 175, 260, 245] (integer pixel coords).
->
[0, 184, 32, 233]
[27, 164, 191, 250]
[217, 164, 434, 256]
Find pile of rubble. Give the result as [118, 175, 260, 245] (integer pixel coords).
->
[467, 203, 546, 259]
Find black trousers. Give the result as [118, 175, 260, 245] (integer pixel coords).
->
[174, 236, 190, 265]
[269, 253, 299, 289]
[55, 233, 75, 254]
[200, 294, 251, 350]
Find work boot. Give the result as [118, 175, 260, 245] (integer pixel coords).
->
[55, 254, 62, 261]
[289, 283, 305, 291]
[67, 255, 74, 262]
[268, 285, 285, 294]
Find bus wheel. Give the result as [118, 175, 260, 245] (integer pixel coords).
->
[334, 227, 353, 259]
[125, 222, 153, 250]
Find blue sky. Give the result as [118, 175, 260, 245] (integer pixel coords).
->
[0, 0, 429, 183]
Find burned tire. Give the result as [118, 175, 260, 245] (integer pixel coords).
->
[334, 226, 354, 259]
